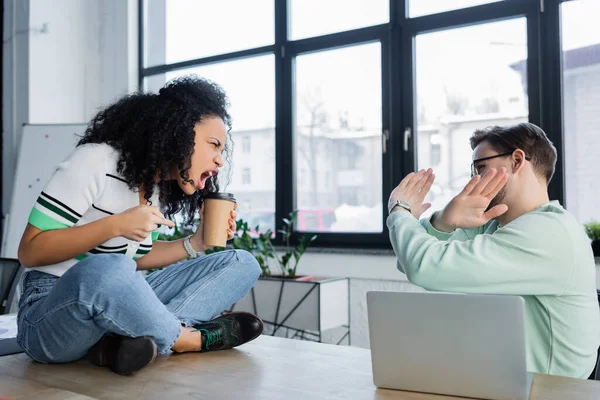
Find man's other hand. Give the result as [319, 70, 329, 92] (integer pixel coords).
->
[388, 169, 435, 218]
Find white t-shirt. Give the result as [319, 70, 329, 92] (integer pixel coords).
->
[27, 143, 160, 277]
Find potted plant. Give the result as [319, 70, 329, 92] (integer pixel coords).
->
[584, 221, 600, 258]
[206, 210, 316, 279]
[157, 210, 350, 345]
[259, 210, 316, 280]
[226, 211, 348, 344]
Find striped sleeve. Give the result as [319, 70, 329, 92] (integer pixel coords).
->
[28, 144, 110, 231]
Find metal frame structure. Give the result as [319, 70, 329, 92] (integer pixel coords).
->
[138, 0, 575, 249]
[228, 277, 351, 346]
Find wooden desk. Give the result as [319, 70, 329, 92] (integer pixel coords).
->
[1, 335, 599, 399]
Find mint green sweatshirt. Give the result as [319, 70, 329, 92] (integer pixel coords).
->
[387, 200, 600, 379]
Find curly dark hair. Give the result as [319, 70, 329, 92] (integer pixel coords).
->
[77, 75, 232, 224]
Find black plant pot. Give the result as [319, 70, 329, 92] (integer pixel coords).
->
[592, 240, 600, 258]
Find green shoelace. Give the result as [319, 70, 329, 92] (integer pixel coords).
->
[196, 328, 222, 351]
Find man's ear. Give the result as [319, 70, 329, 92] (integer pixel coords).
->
[512, 149, 526, 172]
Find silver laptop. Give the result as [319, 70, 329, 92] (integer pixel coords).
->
[367, 291, 532, 400]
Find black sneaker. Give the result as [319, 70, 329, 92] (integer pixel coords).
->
[193, 312, 263, 352]
[85, 334, 157, 375]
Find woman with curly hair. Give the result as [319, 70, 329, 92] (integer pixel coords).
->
[16, 76, 263, 375]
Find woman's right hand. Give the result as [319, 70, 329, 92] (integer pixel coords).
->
[114, 205, 175, 241]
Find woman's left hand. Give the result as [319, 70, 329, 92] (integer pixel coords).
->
[190, 203, 237, 252]
[227, 205, 238, 241]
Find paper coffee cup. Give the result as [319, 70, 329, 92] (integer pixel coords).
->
[203, 192, 236, 248]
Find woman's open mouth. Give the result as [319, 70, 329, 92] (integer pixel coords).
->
[198, 170, 218, 190]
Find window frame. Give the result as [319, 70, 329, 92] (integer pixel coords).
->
[242, 168, 252, 185]
[139, 0, 569, 250]
[242, 136, 251, 153]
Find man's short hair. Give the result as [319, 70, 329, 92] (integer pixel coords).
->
[470, 122, 557, 183]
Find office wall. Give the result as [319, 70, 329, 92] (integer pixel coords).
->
[29, 0, 137, 124]
[2, 0, 137, 224]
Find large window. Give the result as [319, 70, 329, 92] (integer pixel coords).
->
[562, 0, 600, 225]
[141, 0, 577, 249]
[143, 0, 274, 67]
[415, 18, 528, 217]
[294, 43, 382, 233]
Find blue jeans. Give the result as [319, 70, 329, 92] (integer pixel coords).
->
[16, 250, 260, 363]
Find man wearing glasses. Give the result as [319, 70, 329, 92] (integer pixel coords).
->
[386, 122, 600, 379]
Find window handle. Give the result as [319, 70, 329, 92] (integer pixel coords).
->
[382, 129, 389, 153]
[403, 127, 412, 152]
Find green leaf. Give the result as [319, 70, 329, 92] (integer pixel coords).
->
[241, 235, 252, 247]
[281, 253, 292, 270]
[585, 220, 600, 240]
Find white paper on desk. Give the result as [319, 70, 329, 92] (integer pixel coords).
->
[0, 314, 18, 339]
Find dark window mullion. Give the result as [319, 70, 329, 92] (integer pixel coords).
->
[395, 0, 407, 23]
[381, 31, 393, 240]
[539, 0, 565, 206]
[275, 0, 293, 246]
[399, 27, 415, 182]
[138, 0, 144, 89]
[389, 0, 411, 234]
[142, 45, 276, 77]
[389, 0, 413, 202]
[286, 24, 389, 56]
[526, 7, 542, 126]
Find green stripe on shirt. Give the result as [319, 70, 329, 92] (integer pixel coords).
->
[37, 196, 78, 224]
[28, 207, 70, 231]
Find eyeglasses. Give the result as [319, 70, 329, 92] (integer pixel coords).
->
[470, 151, 531, 178]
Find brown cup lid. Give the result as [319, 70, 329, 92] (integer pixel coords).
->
[205, 192, 236, 203]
